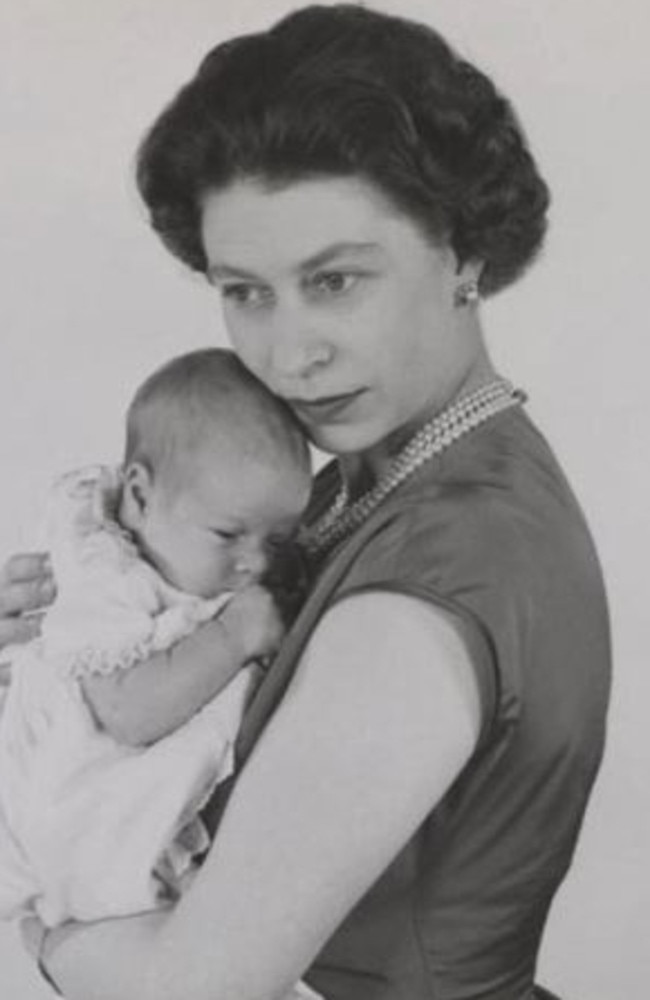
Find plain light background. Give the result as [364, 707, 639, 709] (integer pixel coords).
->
[1, 1, 648, 996]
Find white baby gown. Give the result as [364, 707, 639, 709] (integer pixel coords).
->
[0, 466, 258, 927]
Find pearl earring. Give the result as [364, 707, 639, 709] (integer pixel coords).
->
[454, 280, 480, 307]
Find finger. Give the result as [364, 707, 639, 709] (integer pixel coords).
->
[0, 612, 45, 648]
[0, 552, 51, 585]
[0, 578, 55, 617]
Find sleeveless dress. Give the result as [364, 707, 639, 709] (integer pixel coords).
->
[218, 408, 611, 1000]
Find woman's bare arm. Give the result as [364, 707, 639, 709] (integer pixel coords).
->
[45, 590, 481, 1000]
[81, 586, 284, 746]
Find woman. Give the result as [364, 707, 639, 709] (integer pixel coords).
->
[1, 5, 610, 999]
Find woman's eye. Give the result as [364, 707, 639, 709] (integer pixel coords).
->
[221, 283, 273, 309]
[310, 271, 359, 297]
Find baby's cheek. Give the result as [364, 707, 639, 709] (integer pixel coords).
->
[209, 550, 238, 592]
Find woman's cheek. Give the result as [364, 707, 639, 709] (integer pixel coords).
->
[223, 313, 258, 364]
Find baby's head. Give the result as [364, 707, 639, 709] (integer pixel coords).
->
[119, 349, 312, 597]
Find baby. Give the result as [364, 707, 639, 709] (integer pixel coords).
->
[0, 348, 312, 931]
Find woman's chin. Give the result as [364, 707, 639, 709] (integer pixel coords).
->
[303, 421, 381, 458]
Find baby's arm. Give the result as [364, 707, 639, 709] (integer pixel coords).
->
[80, 586, 283, 746]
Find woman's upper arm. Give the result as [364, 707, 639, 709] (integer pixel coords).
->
[158, 590, 481, 1000]
[50, 590, 481, 1000]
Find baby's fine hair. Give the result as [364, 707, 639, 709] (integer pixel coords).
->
[124, 349, 310, 485]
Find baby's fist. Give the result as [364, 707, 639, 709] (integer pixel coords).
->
[220, 585, 285, 665]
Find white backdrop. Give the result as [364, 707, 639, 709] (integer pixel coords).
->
[1, 1, 648, 997]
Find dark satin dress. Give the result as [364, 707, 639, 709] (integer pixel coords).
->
[214, 408, 611, 1000]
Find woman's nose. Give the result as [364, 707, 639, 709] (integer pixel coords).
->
[268, 313, 334, 383]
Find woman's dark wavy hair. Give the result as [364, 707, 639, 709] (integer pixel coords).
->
[136, 3, 550, 296]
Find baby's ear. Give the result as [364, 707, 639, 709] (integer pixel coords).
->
[120, 462, 153, 529]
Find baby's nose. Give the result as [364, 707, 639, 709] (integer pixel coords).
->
[235, 543, 268, 583]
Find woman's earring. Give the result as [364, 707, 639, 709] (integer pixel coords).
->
[454, 280, 480, 307]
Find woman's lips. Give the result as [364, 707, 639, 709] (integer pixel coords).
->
[287, 389, 366, 423]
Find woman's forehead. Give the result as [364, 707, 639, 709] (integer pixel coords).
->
[200, 175, 414, 274]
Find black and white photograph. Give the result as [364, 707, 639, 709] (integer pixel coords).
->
[0, 2, 647, 998]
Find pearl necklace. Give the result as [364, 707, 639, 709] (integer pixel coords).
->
[301, 378, 525, 556]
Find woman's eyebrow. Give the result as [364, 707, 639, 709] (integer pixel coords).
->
[207, 263, 260, 282]
[207, 242, 381, 283]
[299, 241, 381, 272]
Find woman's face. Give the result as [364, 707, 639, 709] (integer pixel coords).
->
[201, 176, 481, 458]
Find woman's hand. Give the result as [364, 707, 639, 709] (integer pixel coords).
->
[0, 552, 55, 655]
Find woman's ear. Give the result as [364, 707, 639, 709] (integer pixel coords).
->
[120, 462, 153, 530]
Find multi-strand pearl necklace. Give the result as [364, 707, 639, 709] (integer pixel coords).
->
[301, 378, 525, 556]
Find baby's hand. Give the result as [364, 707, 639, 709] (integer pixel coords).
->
[219, 585, 285, 666]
